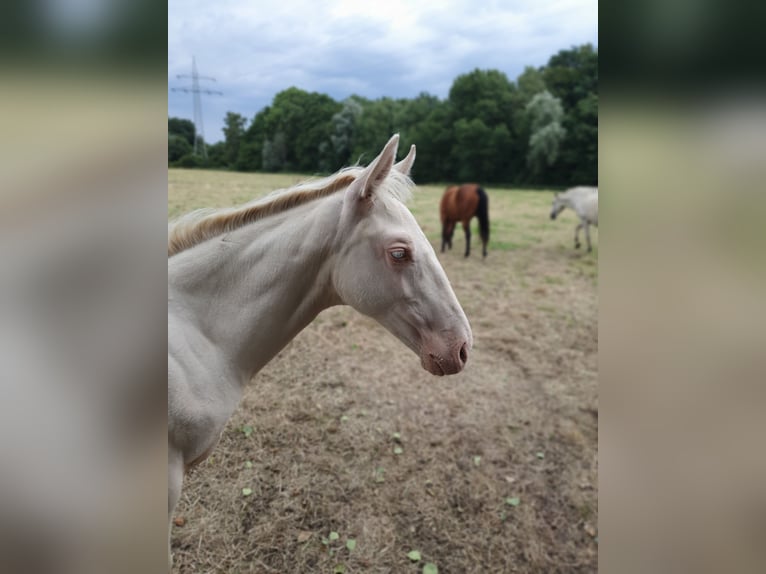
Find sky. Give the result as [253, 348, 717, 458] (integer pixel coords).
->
[168, 0, 598, 143]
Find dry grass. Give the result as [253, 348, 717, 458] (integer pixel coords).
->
[169, 169, 598, 573]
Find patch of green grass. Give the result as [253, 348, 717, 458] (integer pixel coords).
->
[579, 503, 594, 521]
[543, 275, 564, 285]
[536, 304, 558, 315]
[491, 221, 519, 230]
[529, 222, 557, 231]
[490, 240, 531, 251]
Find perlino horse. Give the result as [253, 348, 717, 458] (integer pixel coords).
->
[550, 186, 598, 252]
[167, 135, 473, 568]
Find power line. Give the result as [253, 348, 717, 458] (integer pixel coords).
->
[171, 56, 223, 158]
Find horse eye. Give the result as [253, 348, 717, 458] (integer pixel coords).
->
[390, 249, 407, 260]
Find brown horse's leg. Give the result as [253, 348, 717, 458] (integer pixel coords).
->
[462, 219, 471, 257]
[442, 221, 454, 252]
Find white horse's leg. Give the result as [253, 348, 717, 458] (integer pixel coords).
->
[574, 222, 583, 249]
[585, 222, 592, 252]
[168, 447, 184, 572]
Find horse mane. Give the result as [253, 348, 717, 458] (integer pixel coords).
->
[168, 166, 413, 257]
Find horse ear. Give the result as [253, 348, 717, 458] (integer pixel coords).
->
[348, 134, 399, 201]
[393, 144, 416, 176]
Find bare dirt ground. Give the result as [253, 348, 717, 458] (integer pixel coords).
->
[169, 170, 598, 573]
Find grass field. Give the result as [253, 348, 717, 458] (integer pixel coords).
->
[169, 169, 598, 573]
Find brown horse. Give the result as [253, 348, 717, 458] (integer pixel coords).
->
[440, 184, 490, 258]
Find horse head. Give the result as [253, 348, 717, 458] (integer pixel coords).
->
[333, 135, 472, 375]
[550, 192, 565, 220]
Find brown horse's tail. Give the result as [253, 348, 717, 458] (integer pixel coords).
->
[476, 186, 490, 246]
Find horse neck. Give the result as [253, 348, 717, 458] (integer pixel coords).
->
[557, 193, 575, 210]
[564, 187, 595, 204]
[564, 188, 592, 213]
[168, 194, 344, 381]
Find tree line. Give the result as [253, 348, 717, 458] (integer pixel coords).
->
[169, 44, 596, 186]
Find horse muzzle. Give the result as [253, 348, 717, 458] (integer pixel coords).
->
[420, 338, 470, 376]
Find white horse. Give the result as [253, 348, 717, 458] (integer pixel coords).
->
[550, 186, 599, 252]
[167, 135, 472, 568]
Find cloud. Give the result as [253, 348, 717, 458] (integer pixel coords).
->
[168, 0, 597, 142]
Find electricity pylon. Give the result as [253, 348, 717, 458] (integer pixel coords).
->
[171, 56, 223, 158]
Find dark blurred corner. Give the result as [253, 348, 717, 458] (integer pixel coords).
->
[602, 0, 766, 96]
[0, 1, 167, 573]
[600, 1, 766, 573]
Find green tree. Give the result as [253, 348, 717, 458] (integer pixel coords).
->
[542, 44, 598, 185]
[516, 66, 546, 102]
[168, 135, 192, 164]
[497, 67, 547, 183]
[201, 43, 597, 182]
[176, 153, 203, 168]
[405, 102, 453, 182]
[489, 123, 513, 181]
[447, 69, 519, 183]
[222, 112, 247, 167]
[448, 69, 516, 127]
[350, 97, 403, 164]
[258, 87, 340, 171]
[168, 117, 195, 146]
[561, 93, 598, 184]
[452, 118, 494, 182]
[394, 92, 443, 176]
[526, 91, 567, 177]
[262, 131, 287, 171]
[237, 110, 269, 171]
[205, 141, 228, 168]
[320, 97, 363, 171]
[543, 44, 598, 110]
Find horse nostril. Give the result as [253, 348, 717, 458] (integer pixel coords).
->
[459, 343, 468, 365]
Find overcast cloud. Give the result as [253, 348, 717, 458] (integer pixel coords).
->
[168, 0, 598, 143]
